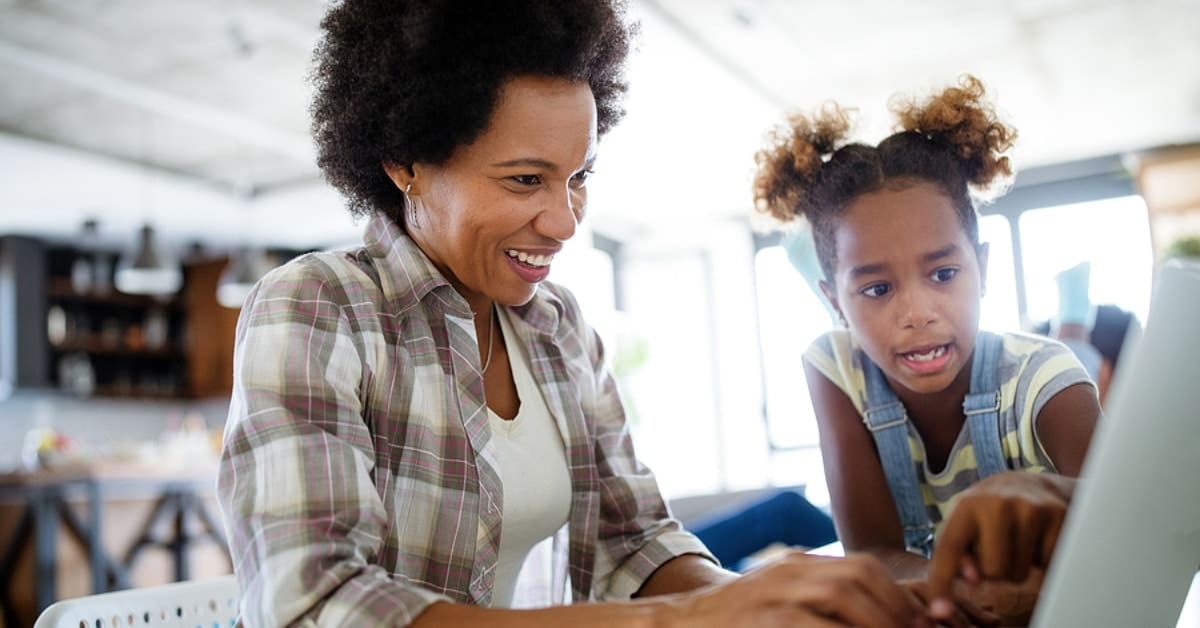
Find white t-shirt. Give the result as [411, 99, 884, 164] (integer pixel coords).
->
[485, 307, 572, 607]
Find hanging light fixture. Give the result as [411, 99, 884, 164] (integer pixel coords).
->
[217, 247, 274, 308]
[114, 224, 183, 295]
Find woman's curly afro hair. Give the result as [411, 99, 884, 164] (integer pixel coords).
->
[752, 75, 1017, 282]
[311, 0, 635, 222]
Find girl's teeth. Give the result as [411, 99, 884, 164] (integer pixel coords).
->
[906, 346, 947, 362]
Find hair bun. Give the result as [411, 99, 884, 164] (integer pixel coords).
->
[753, 103, 854, 223]
[890, 75, 1017, 196]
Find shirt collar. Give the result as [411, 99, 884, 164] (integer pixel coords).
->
[362, 212, 471, 318]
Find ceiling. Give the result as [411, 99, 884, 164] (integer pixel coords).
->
[1, 0, 1198, 251]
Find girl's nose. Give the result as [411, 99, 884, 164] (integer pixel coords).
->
[897, 289, 938, 329]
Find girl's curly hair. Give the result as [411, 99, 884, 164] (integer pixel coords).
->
[752, 75, 1017, 282]
[311, 0, 636, 223]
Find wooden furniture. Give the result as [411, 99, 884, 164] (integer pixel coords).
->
[0, 466, 105, 628]
[0, 237, 240, 400]
[1133, 144, 1200, 261]
[0, 463, 229, 628]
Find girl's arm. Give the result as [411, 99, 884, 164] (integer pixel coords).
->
[1033, 382, 1101, 476]
[803, 360, 930, 580]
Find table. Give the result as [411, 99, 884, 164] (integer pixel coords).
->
[0, 462, 228, 625]
[0, 466, 106, 627]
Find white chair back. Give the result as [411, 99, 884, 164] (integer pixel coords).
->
[33, 575, 238, 628]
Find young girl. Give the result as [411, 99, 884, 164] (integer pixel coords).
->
[753, 76, 1102, 619]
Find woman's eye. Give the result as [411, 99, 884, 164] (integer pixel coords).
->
[511, 174, 542, 186]
[570, 169, 593, 187]
[861, 283, 890, 298]
[931, 267, 959, 282]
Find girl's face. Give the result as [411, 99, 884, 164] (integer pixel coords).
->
[820, 181, 989, 397]
[385, 75, 597, 314]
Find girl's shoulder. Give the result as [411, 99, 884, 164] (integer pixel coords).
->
[805, 328, 855, 357]
[996, 330, 1078, 369]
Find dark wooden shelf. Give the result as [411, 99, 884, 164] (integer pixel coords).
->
[46, 278, 180, 309]
[49, 337, 181, 358]
[90, 385, 189, 400]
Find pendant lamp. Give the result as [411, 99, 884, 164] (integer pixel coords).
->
[216, 248, 274, 308]
[114, 224, 182, 295]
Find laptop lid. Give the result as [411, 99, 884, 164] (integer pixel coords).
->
[1032, 259, 1200, 627]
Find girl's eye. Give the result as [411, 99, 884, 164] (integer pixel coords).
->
[861, 283, 890, 298]
[511, 174, 542, 186]
[931, 267, 959, 283]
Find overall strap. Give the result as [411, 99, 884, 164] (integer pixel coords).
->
[861, 356, 934, 555]
[963, 331, 1008, 478]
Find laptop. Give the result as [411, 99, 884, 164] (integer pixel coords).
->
[1031, 259, 1200, 627]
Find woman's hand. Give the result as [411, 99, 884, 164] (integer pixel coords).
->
[926, 472, 1072, 622]
[658, 551, 929, 628]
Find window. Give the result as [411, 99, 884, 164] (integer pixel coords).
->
[979, 214, 1020, 332]
[753, 246, 833, 505]
[1019, 195, 1154, 326]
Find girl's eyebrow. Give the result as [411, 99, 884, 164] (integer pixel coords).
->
[849, 243, 962, 279]
[848, 262, 885, 279]
[922, 243, 961, 263]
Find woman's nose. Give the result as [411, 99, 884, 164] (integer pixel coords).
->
[536, 186, 582, 242]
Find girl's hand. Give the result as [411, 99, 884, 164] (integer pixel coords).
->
[902, 579, 999, 628]
[956, 569, 1044, 627]
[926, 472, 1071, 621]
[660, 551, 929, 628]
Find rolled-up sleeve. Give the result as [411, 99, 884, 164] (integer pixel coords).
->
[558, 290, 716, 600]
[217, 261, 448, 626]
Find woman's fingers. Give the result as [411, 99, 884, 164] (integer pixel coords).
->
[731, 553, 922, 628]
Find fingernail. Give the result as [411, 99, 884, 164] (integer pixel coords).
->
[929, 597, 954, 617]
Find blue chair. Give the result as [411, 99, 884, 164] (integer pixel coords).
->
[690, 489, 837, 571]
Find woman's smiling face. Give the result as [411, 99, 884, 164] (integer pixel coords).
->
[387, 75, 598, 313]
[821, 181, 989, 396]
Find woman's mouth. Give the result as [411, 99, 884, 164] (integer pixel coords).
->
[504, 249, 554, 283]
[505, 249, 554, 268]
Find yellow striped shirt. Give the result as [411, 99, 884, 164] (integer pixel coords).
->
[805, 329, 1094, 526]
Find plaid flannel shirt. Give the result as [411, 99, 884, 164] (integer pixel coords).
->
[217, 214, 712, 626]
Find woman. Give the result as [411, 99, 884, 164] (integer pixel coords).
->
[218, 1, 924, 626]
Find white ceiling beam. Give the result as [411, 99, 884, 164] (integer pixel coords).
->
[0, 39, 313, 159]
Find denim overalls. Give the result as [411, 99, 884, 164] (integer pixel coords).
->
[860, 331, 1008, 556]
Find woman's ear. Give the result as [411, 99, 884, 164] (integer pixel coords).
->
[382, 161, 415, 192]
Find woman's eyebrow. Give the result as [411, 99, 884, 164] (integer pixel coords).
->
[491, 157, 559, 171]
